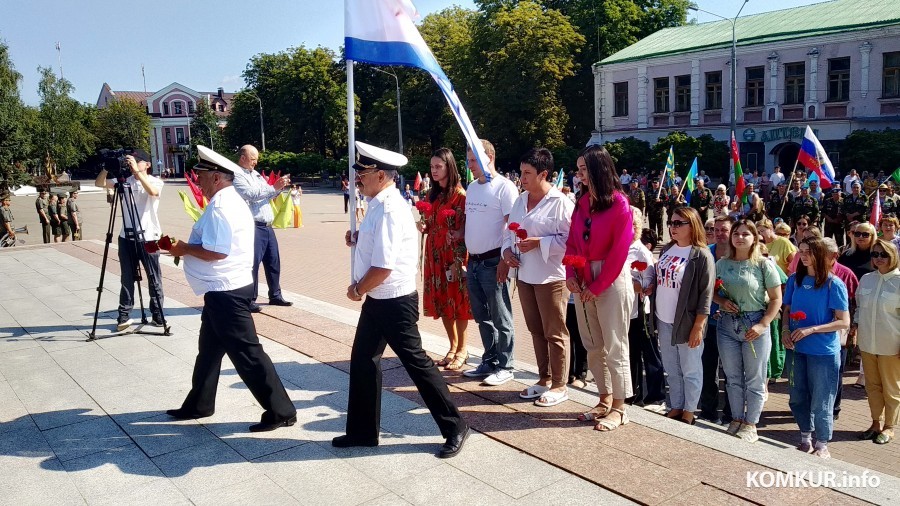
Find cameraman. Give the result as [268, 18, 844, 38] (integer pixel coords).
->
[94, 150, 165, 331]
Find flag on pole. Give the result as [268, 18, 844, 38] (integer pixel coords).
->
[683, 158, 698, 204]
[731, 132, 746, 204]
[663, 146, 675, 188]
[464, 158, 474, 184]
[555, 169, 565, 189]
[870, 189, 882, 227]
[345, 0, 491, 180]
[806, 170, 819, 187]
[413, 171, 422, 191]
[891, 167, 900, 184]
[797, 126, 836, 189]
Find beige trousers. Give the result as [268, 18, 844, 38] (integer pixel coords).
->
[861, 351, 900, 427]
[574, 262, 634, 399]
[517, 279, 569, 389]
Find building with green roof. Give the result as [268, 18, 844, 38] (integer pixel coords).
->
[590, 0, 900, 176]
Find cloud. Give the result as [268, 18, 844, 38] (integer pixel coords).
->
[219, 74, 243, 89]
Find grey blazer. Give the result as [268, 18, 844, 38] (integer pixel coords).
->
[651, 244, 716, 345]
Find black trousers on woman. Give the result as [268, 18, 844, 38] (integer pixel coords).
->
[566, 303, 588, 382]
[179, 284, 296, 423]
[627, 314, 666, 404]
[345, 292, 466, 441]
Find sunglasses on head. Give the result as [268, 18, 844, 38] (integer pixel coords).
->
[583, 217, 592, 242]
[853, 231, 871, 238]
[871, 251, 891, 259]
[669, 220, 690, 229]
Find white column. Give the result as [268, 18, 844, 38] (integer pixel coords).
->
[637, 66, 648, 129]
[860, 41, 873, 98]
[690, 59, 700, 126]
[593, 64, 603, 133]
[806, 48, 820, 120]
[768, 52, 780, 121]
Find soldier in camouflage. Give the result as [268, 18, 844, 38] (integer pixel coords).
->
[628, 179, 646, 215]
[690, 177, 713, 223]
[766, 183, 793, 222]
[821, 189, 845, 248]
[843, 181, 868, 223]
[646, 180, 667, 240]
[791, 185, 820, 226]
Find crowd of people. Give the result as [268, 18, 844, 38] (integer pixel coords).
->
[410, 141, 898, 458]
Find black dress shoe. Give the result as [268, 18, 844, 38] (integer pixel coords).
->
[269, 298, 293, 307]
[249, 303, 262, 313]
[438, 426, 470, 459]
[249, 415, 297, 432]
[331, 434, 379, 448]
[166, 408, 213, 420]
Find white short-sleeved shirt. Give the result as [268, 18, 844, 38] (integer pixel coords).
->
[110, 175, 163, 241]
[464, 173, 518, 254]
[353, 186, 418, 299]
[183, 186, 255, 295]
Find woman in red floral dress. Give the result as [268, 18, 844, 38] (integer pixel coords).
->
[418, 148, 473, 370]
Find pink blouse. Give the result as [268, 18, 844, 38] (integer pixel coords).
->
[565, 192, 634, 295]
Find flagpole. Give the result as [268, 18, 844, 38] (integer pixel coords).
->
[779, 157, 801, 217]
[347, 59, 357, 283]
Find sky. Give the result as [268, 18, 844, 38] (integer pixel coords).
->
[2, 0, 827, 106]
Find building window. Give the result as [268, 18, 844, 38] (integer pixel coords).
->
[705, 71, 722, 110]
[654, 77, 669, 113]
[746, 66, 765, 107]
[165, 128, 171, 144]
[188, 101, 195, 114]
[613, 82, 628, 117]
[163, 102, 169, 115]
[828, 57, 850, 101]
[675, 75, 691, 112]
[174, 101, 184, 115]
[175, 127, 185, 144]
[784, 62, 805, 105]
[883, 52, 900, 99]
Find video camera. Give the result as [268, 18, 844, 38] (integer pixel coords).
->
[97, 148, 141, 180]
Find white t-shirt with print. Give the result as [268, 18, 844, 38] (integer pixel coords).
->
[464, 174, 518, 255]
[655, 245, 692, 324]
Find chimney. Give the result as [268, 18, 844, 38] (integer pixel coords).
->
[217, 87, 224, 98]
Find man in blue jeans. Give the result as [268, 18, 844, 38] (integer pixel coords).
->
[461, 140, 518, 386]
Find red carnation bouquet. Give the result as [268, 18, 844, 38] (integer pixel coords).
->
[508, 222, 529, 262]
[563, 254, 590, 331]
[144, 235, 181, 265]
[715, 277, 756, 357]
[631, 261, 648, 272]
[414, 201, 433, 228]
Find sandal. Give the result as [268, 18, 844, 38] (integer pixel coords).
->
[534, 389, 569, 407]
[445, 352, 468, 371]
[665, 409, 684, 420]
[874, 431, 894, 445]
[858, 428, 880, 440]
[577, 403, 611, 422]
[519, 384, 550, 400]
[594, 407, 629, 432]
[436, 352, 456, 367]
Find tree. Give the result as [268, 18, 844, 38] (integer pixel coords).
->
[189, 100, 226, 153]
[650, 130, 728, 180]
[32, 67, 96, 178]
[94, 97, 150, 152]
[840, 129, 900, 175]
[604, 136, 652, 172]
[0, 40, 33, 192]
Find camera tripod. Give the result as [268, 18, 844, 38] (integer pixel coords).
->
[87, 178, 171, 340]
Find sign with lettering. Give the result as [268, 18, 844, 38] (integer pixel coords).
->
[743, 126, 819, 143]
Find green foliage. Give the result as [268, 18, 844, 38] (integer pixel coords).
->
[649, 131, 728, 179]
[256, 150, 347, 177]
[604, 136, 652, 172]
[840, 129, 900, 174]
[189, 100, 226, 153]
[0, 40, 33, 192]
[33, 67, 96, 175]
[94, 97, 150, 152]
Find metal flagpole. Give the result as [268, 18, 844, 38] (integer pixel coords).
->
[779, 158, 801, 217]
[347, 59, 357, 282]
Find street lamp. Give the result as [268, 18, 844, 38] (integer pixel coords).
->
[372, 67, 403, 155]
[245, 90, 266, 151]
[689, 0, 749, 143]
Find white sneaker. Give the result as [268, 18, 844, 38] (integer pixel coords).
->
[643, 402, 667, 414]
[483, 369, 514, 386]
[736, 424, 759, 443]
[116, 317, 133, 332]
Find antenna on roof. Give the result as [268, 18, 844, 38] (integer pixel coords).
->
[141, 64, 147, 93]
[55, 42, 63, 80]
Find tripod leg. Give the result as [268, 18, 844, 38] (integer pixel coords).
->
[88, 185, 121, 340]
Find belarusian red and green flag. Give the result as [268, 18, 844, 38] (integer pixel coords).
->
[731, 131, 746, 203]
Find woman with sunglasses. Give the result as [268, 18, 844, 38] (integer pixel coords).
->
[855, 239, 900, 445]
[715, 219, 783, 441]
[790, 215, 812, 246]
[704, 218, 716, 246]
[839, 222, 877, 281]
[783, 237, 851, 459]
[565, 145, 635, 431]
[653, 206, 715, 425]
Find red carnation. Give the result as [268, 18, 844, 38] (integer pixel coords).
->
[158, 235, 173, 250]
[515, 229, 528, 240]
[562, 255, 587, 269]
[508, 222, 521, 231]
[415, 201, 432, 214]
[715, 278, 725, 292]
[144, 241, 160, 254]
[789, 311, 807, 321]
[631, 261, 648, 272]
[439, 209, 456, 220]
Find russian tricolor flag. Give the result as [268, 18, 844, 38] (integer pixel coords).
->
[344, 0, 490, 179]
[797, 126, 835, 189]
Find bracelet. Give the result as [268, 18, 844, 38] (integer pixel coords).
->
[353, 285, 362, 298]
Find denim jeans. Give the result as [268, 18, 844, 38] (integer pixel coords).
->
[788, 349, 840, 442]
[717, 311, 771, 424]
[657, 319, 705, 412]
[466, 256, 515, 370]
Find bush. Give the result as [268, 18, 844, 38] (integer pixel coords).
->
[257, 151, 348, 178]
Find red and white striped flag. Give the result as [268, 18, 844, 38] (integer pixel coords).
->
[870, 190, 881, 227]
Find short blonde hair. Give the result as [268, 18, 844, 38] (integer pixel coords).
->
[847, 222, 877, 254]
[872, 238, 899, 271]
[774, 222, 791, 236]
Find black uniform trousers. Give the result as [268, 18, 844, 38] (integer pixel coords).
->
[648, 213, 664, 241]
[346, 292, 465, 441]
[566, 303, 588, 382]
[824, 222, 845, 249]
[699, 322, 731, 422]
[179, 283, 296, 423]
[627, 314, 666, 404]
[252, 223, 283, 301]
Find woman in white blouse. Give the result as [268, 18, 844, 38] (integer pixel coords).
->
[502, 148, 575, 407]
[855, 238, 900, 445]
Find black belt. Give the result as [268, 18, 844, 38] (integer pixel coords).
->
[254, 221, 271, 227]
[469, 247, 501, 262]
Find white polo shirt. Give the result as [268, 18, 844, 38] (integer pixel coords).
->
[353, 185, 418, 299]
[110, 175, 163, 241]
[464, 173, 518, 255]
[183, 185, 255, 296]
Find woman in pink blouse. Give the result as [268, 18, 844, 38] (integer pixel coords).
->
[565, 145, 635, 431]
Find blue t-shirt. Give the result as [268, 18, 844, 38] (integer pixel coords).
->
[784, 274, 848, 356]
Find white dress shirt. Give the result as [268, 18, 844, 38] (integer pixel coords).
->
[855, 268, 900, 356]
[501, 186, 574, 284]
[627, 241, 654, 319]
[353, 185, 418, 299]
[109, 175, 163, 241]
[183, 186, 255, 296]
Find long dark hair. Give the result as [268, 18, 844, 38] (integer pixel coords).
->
[795, 237, 830, 288]
[578, 145, 623, 213]
[428, 147, 461, 203]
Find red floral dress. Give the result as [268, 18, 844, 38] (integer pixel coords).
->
[422, 188, 473, 320]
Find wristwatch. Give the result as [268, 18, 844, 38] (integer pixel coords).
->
[353, 285, 362, 298]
